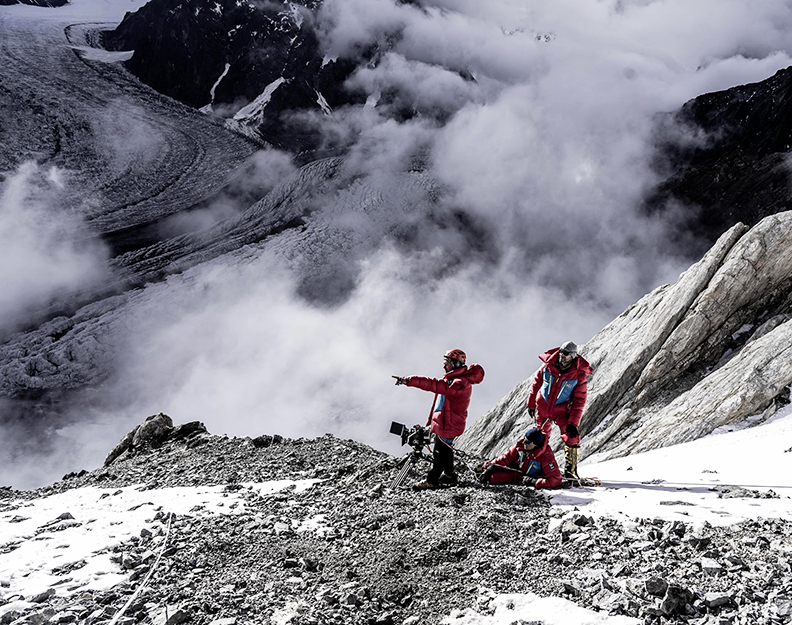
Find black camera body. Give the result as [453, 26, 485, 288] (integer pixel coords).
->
[390, 421, 431, 451]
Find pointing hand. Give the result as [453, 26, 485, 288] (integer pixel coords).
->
[392, 375, 407, 386]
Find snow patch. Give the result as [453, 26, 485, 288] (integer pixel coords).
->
[233, 77, 287, 122]
[288, 2, 303, 28]
[0, 480, 319, 603]
[209, 62, 231, 104]
[315, 90, 333, 116]
[550, 409, 792, 526]
[442, 592, 640, 625]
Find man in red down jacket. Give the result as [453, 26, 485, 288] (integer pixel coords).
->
[478, 427, 562, 488]
[393, 348, 485, 490]
[527, 341, 592, 480]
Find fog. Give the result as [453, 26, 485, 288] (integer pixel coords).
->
[0, 163, 108, 338]
[4, 0, 792, 488]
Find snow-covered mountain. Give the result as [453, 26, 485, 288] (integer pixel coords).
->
[103, 0, 364, 156]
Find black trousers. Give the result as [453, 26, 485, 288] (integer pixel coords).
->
[427, 436, 455, 484]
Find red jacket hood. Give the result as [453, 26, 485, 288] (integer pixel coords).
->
[539, 348, 592, 376]
[445, 363, 485, 385]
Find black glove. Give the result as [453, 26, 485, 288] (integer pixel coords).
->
[522, 476, 538, 487]
[565, 424, 579, 438]
[478, 466, 494, 484]
[528, 407, 536, 419]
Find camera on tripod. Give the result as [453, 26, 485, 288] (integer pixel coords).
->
[390, 421, 431, 451]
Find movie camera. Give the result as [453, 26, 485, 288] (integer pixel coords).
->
[388, 421, 432, 488]
[389, 421, 431, 451]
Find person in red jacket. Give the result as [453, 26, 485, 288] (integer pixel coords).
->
[393, 348, 485, 490]
[527, 341, 592, 480]
[477, 427, 562, 488]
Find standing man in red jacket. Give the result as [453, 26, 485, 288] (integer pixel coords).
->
[394, 348, 485, 490]
[527, 341, 592, 480]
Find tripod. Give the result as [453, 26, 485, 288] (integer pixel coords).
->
[390, 446, 432, 488]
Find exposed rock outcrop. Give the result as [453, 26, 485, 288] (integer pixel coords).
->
[103, 0, 363, 155]
[461, 211, 792, 461]
[104, 413, 207, 466]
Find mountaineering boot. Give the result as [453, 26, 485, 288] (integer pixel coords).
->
[412, 481, 438, 491]
[564, 444, 580, 480]
[438, 472, 459, 486]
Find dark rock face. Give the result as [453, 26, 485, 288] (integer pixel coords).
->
[648, 66, 792, 247]
[103, 0, 364, 154]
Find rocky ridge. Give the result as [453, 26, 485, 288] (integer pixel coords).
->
[461, 211, 792, 462]
[1, 416, 791, 625]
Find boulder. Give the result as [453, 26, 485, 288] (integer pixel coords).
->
[104, 414, 178, 466]
[659, 585, 694, 616]
[132, 413, 174, 448]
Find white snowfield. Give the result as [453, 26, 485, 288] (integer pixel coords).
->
[554, 406, 792, 527]
[1, 412, 790, 625]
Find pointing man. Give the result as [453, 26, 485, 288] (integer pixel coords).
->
[394, 349, 485, 489]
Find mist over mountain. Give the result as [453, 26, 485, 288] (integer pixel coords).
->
[2, 2, 792, 624]
[3, 0, 792, 490]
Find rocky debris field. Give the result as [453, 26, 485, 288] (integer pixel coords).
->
[1, 416, 791, 625]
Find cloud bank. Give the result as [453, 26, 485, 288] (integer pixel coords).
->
[6, 0, 792, 487]
[0, 163, 108, 337]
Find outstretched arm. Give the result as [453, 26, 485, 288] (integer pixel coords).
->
[404, 375, 448, 395]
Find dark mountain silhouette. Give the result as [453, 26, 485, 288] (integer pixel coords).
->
[647, 65, 792, 249]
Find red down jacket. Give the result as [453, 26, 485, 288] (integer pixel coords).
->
[527, 348, 592, 445]
[485, 438, 562, 489]
[405, 363, 485, 439]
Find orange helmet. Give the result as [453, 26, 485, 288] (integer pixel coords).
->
[444, 348, 466, 365]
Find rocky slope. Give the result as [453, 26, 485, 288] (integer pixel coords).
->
[461, 211, 792, 461]
[1, 416, 791, 625]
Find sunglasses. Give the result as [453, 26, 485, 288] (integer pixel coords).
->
[559, 350, 575, 357]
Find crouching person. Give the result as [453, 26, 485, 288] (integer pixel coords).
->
[478, 428, 562, 488]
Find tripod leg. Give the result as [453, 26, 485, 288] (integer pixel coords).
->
[391, 455, 416, 488]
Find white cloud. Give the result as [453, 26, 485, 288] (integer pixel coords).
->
[8, 0, 792, 487]
[0, 163, 108, 336]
